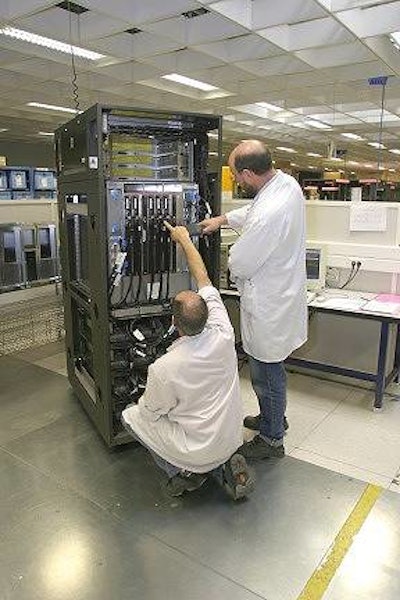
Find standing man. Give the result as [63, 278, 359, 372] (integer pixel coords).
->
[122, 222, 254, 500]
[200, 140, 307, 459]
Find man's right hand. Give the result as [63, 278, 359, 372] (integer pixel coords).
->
[199, 215, 227, 235]
[164, 221, 191, 245]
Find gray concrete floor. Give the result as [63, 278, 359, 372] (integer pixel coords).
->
[1, 343, 400, 600]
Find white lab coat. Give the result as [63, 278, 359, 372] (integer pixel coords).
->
[227, 169, 307, 362]
[122, 286, 243, 473]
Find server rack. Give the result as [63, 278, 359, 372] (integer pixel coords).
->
[55, 104, 222, 447]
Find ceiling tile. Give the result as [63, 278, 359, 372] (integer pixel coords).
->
[83, 0, 202, 26]
[138, 48, 225, 72]
[145, 11, 248, 45]
[258, 17, 354, 51]
[89, 30, 183, 60]
[16, 6, 127, 43]
[236, 54, 313, 77]
[210, 0, 327, 29]
[335, 2, 400, 37]
[193, 33, 281, 62]
[295, 41, 374, 68]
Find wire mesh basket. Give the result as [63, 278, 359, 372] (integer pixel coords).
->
[0, 288, 64, 355]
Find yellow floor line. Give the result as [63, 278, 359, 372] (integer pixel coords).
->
[297, 483, 382, 600]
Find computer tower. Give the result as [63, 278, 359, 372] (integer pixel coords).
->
[55, 104, 222, 447]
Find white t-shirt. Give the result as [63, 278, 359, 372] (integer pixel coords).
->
[122, 286, 243, 473]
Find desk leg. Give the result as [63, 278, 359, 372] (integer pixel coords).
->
[394, 324, 400, 384]
[375, 322, 389, 409]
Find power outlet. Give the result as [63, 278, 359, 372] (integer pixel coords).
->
[326, 267, 340, 286]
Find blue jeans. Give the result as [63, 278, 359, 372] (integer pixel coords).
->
[248, 356, 286, 446]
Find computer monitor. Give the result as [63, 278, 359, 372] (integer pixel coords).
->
[10, 170, 27, 190]
[306, 243, 326, 291]
[34, 170, 56, 190]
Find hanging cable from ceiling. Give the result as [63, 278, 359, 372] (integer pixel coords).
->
[68, 0, 80, 112]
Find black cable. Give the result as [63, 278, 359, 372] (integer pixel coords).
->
[221, 226, 241, 237]
[340, 261, 361, 289]
[68, 1, 81, 113]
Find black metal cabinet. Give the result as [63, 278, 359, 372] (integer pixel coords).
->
[56, 104, 222, 446]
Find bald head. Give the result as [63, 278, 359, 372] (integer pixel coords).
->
[172, 290, 208, 336]
[229, 140, 273, 176]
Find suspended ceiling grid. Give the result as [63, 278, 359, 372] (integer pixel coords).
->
[0, 0, 399, 171]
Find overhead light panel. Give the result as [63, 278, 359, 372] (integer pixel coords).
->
[368, 142, 385, 149]
[306, 120, 332, 130]
[307, 152, 322, 157]
[0, 128, 8, 133]
[341, 132, 364, 140]
[276, 146, 297, 153]
[161, 73, 218, 91]
[0, 26, 105, 60]
[256, 102, 283, 112]
[38, 131, 54, 136]
[389, 148, 400, 155]
[389, 31, 400, 50]
[27, 102, 80, 114]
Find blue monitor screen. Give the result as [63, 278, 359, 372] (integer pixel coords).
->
[34, 170, 56, 190]
[10, 170, 27, 189]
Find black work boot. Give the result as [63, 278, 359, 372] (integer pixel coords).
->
[243, 414, 289, 432]
[237, 435, 285, 460]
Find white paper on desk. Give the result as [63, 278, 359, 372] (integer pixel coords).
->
[362, 300, 400, 315]
[312, 297, 367, 311]
[349, 203, 387, 232]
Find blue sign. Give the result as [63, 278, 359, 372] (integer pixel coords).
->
[368, 76, 388, 86]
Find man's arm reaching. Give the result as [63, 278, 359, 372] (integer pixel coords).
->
[164, 221, 211, 290]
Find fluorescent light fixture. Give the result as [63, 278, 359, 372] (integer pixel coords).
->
[329, 157, 342, 161]
[308, 165, 317, 169]
[161, 73, 218, 91]
[368, 142, 385, 149]
[306, 152, 322, 157]
[389, 32, 400, 50]
[27, 102, 80, 114]
[257, 125, 271, 130]
[347, 160, 360, 165]
[276, 146, 297, 153]
[0, 26, 105, 60]
[207, 132, 219, 138]
[290, 162, 299, 167]
[0, 128, 8, 133]
[291, 122, 308, 129]
[306, 120, 332, 130]
[389, 148, 400, 155]
[38, 131, 54, 136]
[389, 168, 396, 172]
[208, 151, 218, 156]
[341, 132, 364, 140]
[256, 102, 282, 112]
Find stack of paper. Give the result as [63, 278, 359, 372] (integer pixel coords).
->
[362, 294, 400, 315]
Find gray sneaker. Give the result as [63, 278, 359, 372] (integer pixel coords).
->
[238, 435, 285, 460]
[243, 414, 289, 432]
[222, 454, 255, 501]
[165, 472, 208, 497]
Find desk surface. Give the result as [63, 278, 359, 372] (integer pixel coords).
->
[220, 288, 400, 321]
